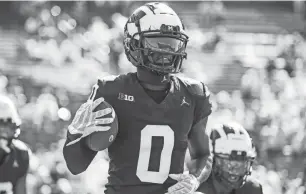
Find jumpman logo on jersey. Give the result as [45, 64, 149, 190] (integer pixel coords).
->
[181, 97, 189, 106]
[161, 76, 168, 83]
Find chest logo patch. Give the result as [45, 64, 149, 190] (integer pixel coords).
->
[118, 93, 135, 102]
[181, 97, 190, 107]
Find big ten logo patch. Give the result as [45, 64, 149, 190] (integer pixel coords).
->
[118, 93, 135, 102]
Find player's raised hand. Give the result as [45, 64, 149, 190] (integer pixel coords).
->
[66, 97, 114, 146]
[166, 173, 200, 194]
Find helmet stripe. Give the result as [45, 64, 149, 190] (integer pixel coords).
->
[210, 130, 221, 140]
[145, 4, 156, 14]
[223, 124, 236, 136]
[215, 124, 227, 139]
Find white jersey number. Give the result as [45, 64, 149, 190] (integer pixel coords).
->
[0, 182, 13, 194]
[136, 125, 174, 184]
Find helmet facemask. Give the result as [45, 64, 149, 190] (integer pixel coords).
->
[213, 151, 254, 190]
[128, 25, 188, 74]
[0, 118, 20, 165]
[0, 118, 20, 146]
[0, 97, 21, 146]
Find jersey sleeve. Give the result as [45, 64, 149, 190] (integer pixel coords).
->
[193, 84, 212, 126]
[176, 76, 212, 127]
[88, 75, 119, 101]
[22, 149, 30, 176]
[12, 140, 30, 177]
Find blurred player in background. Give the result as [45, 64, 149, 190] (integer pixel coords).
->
[63, 2, 213, 194]
[195, 122, 263, 194]
[0, 95, 30, 194]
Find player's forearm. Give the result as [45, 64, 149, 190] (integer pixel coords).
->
[63, 137, 97, 175]
[188, 154, 213, 184]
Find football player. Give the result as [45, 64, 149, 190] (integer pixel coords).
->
[0, 95, 30, 194]
[195, 122, 263, 194]
[63, 2, 213, 194]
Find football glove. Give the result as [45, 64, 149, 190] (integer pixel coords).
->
[166, 173, 200, 194]
[66, 97, 114, 146]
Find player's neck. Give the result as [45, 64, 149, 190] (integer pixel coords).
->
[136, 68, 170, 91]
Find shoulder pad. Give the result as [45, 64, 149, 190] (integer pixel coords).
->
[89, 74, 131, 101]
[12, 139, 30, 152]
[176, 76, 210, 98]
[97, 74, 133, 87]
[98, 75, 119, 82]
[97, 75, 120, 87]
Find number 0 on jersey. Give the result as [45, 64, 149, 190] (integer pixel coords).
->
[136, 125, 174, 184]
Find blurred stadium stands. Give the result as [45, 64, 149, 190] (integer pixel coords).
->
[0, 1, 306, 193]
